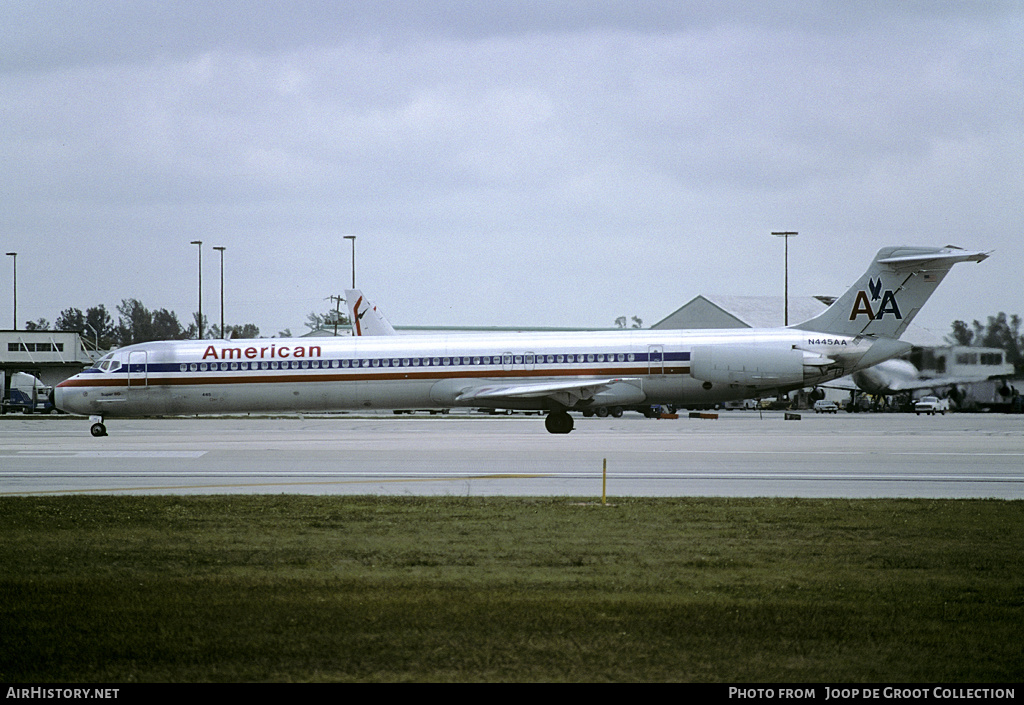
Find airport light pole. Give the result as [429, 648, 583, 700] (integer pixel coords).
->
[344, 235, 356, 289]
[213, 246, 226, 338]
[5, 252, 16, 330]
[771, 232, 798, 326]
[190, 240, 203, 339]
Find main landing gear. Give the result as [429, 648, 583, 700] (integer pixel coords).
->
[544, 410, 574, 434]
[89, 415, 107, 437]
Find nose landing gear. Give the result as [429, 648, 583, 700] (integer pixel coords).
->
[89, 415, 107, 437]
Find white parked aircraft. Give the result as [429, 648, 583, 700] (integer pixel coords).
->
[825, 357, 1014, 413]
[346, 289, 397, 336]
[848, 358, 996, 397]
[55, 246, 988, 436]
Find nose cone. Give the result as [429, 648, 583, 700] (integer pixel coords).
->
[53, 380, 69, 412]
[54, 378, 85, 415]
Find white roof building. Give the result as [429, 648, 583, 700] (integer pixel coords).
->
[1, 330, 97, 388]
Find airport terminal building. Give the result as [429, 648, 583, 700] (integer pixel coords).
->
[1, 329, 96, 388]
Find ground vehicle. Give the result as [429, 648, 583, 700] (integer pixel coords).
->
[1, 372, 55, 414]
[914, 395, 949, 415]
[813, 400, 839, 413]
[582, 405, 625, 418]
[723, 399, 758, 410]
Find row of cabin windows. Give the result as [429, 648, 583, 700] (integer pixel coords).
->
[176, 352, 639, 373]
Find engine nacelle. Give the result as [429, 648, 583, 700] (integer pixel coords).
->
[690, 344, 806, 388]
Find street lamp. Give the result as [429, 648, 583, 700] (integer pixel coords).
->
[771, 232, 798, 326]
[85, 323, 99, 353]
[344, 235, 356, 289]
[213, 246, 226, 338]
[190, 240, 203, 339]
[5, 252, 16, 330]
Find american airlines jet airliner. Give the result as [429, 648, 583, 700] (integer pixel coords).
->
[55, 246, 988, 436]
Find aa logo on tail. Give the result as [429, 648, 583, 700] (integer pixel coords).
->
[849, 277, 902, 321]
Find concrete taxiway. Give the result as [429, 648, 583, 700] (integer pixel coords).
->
[1, 412, 1022, 498]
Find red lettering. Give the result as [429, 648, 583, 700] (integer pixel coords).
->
[198, 343, 321, 361]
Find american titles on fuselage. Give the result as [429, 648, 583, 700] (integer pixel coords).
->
[203, 343, 321, 360]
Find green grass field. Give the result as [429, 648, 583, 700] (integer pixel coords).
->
[1, 495, 1022, 682]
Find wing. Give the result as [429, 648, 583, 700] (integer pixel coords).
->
[824, 370, 999, 396]
[819, 376, 860, 392]
[883, 374, 998, 393]
[452, 377, 644, 409]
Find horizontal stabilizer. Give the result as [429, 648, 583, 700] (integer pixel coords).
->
[876, 248, 990, 269]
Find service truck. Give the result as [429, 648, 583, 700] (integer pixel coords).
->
[1, 371, 55, 414]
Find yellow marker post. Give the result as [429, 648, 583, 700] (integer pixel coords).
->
[602, 458, 607, 506]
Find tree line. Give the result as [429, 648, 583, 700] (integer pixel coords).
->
[23, 300, 353, 351]
[25, 299, 261, 350]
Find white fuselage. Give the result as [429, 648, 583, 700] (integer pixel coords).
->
[55, 328, 894, 418]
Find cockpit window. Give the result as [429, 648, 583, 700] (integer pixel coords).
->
[96, 354, 121, 372]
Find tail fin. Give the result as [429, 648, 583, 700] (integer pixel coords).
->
[345, 289, 397, 336]
[795, 246, 989, 339]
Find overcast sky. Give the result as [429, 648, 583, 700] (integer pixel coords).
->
[2, 1, 1021, 338]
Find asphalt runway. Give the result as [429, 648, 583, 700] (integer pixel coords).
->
[2, 411, 1022, 498]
